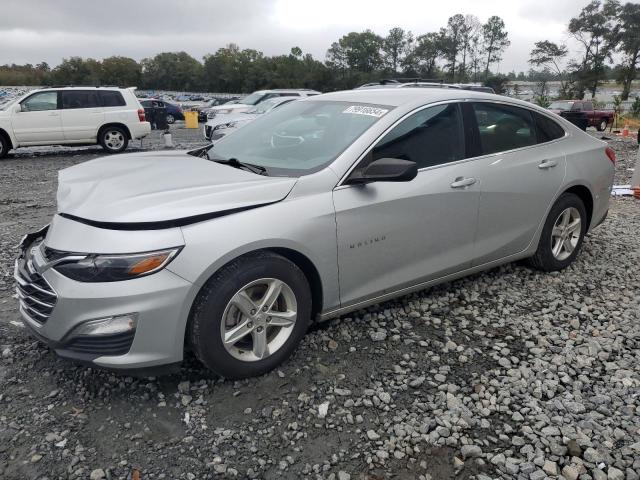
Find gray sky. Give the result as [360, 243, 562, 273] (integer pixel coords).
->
[0, 0, 607, 73]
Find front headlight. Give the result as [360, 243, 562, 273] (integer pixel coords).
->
[53, 248, 181, 282]
[213, 121, 236, 131]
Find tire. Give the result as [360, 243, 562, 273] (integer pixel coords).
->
[527, 193, 587, 272]
[0, 134, 9, 159]
[596, 119, 608, 131]
[166, 114, 175, 124]
[188, 251, 312, 379]
[99, 126, 128, 154]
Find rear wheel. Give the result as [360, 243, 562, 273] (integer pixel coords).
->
[597, 118, 608, 131]
[99, 126, 128, 153]
[0, 134, 9, 159]
[188, 252, 311, 379]
[166, 114, 175, 124]
[527, 193, 587, 272]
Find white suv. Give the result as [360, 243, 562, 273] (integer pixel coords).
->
[0, 87, 151, 158]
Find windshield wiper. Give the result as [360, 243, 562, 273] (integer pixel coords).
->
[214, 157, 268, 176]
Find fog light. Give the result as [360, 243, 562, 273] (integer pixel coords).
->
[72, 313, 138, 337]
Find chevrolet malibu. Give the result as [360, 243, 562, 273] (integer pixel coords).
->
[15, 89, 615, 378]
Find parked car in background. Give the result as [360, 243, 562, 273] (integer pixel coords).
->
[16, 88, 613, 378]
[0, 86, 150, 158]
[195, 97, 241, 122]
[206, 89, 320, 119]
[163, 101, 184, 124]
[139, 99, 183, 124]
[548, 100, 614, 131]
[357, 80, 496, 94]
[204, 96, 297, 141]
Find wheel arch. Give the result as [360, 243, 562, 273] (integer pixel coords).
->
[0, 127, 14, 149]
[98, 122, 132, 140]
[266, 247, 324, 318]
[562, 184, 593, 229]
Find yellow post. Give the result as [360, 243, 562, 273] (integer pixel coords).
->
[184, 111, 198, 129]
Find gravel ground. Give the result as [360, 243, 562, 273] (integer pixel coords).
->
[0, 127, 638, 480]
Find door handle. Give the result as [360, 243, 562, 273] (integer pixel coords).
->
[538, 159, 557, 169]
[450, 177, 477, 188]
[48, 112, 60, 116]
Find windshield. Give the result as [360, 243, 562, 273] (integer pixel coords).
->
[549, 101, 574, 111]
[207, 100, 392, 177]
[239, 92, 267, 105]
[246, 97, 288, 114]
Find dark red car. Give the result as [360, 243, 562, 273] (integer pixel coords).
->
[548, 100, 614, 131]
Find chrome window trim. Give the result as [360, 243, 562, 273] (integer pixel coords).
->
[334, 98, 570, 190]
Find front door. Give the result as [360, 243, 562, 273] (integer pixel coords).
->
[333, 102, 481, 308]
[13, 91, 64, 144]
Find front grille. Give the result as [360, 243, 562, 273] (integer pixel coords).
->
[64, 331, 135, 356]
[15, 257, 58, 325]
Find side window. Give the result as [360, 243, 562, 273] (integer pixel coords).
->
[21, 91, 58, 112]
[99, 91, 126, 107]
[279, 93, 299, 97]
[472, 103, 536, 155]
[371, 103, 465, 169]
[533, 112, 566, 143]
[61, 90, 100, 109]
[572, 102, 583, 111]
[583, 101, 593, 111]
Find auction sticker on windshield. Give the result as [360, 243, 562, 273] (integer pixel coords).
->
[343, 105, 389, 117]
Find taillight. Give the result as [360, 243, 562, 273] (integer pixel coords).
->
[137, 108, 146, 122]
[605, 147, 616, 164]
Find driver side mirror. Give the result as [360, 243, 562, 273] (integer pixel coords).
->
[346, 158, 418, 185]
[13, 104, 21, 113]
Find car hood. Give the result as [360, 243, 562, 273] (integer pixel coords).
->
[211, 104, 248, 112]
[56, 151, 297, 226]
[205, 112, 248, 128]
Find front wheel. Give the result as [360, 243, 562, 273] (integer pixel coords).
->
[0, 135, 9, 159]
[99, 127, 128, 153]
[188, 252, 311, 379]
[166, 114, 175, 124]
[527, 193, 587, 272]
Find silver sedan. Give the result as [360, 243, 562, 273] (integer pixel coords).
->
[15, 88, 614, 378]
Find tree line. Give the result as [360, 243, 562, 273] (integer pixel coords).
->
[0, 13, 510, 93]
[0, 0, 637, 100]
[528, 0, 639, 101]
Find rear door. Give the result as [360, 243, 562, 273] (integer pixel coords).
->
[60, 90, 104, 141]
[334, 102, 482, 307]
[12, 91, 64, 144]
[469, 102, 567, 265]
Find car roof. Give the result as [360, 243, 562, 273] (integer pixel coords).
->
[36, 86, 132, 92]
[309, 88, 500, 107]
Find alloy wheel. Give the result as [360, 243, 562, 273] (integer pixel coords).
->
[550, 207, 581, 261]
[104, 130, 124, 150]
[220, 278, 297, 362]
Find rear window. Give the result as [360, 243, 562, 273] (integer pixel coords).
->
[99, 91, 126, 107]
[534, 112, 565, 143]
[62, 90, 100, 109]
